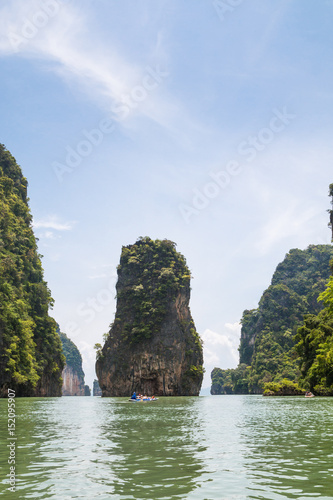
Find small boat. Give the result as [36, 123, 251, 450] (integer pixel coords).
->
[305, 391, 315, 398]
[128, 397, 158, 402]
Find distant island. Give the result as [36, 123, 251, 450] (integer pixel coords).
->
[60, 329, 90, 396]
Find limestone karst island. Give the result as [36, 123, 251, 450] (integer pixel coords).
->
[95, 237, 204, 396]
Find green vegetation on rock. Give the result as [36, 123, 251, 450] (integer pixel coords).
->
[59, 330, 84, 379]
[263, 378, 305, 396]
[211, 244, 333, 395]
[0, 144, 65, 397]
[114, 237, 192, 344]
[96, 237, 203, 396]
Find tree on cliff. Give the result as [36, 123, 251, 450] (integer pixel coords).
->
[96, 237, 203, 396]
[0, 144, 65, 397]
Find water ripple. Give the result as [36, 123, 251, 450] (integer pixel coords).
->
[1, 395, 333, 499]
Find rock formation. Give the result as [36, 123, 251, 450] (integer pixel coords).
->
[61, 365, 85, 396]
[96, 237, 203, 396]
[93, 379, 102, 396]
[238, 245, 333, 370]
[0, 144, 64, 397]
[211, 244, 333, 395]
[59, 331, 86, 396]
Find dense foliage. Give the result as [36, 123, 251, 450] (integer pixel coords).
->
[211, 364, 249, 394]
[211, 244, 333, 395]
[59, 331, 84, 379]
[0, 144, 65, 396]
[295, 310, 333, 394]
[114, 237, 195, 344]
[263, 378, 305, 396]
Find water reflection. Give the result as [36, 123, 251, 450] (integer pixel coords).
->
[0, 397, 116, 498]
[239, 396, 333, 500]
[94, 397, 206, 499]
[2, 395, 332, 499]
[0, 397, 206, 499]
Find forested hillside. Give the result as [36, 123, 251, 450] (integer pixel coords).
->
[0, 144, 64, 397]
[212, 244, 333, 394]
[60, 330, 87, 396]
[59, 331, 84, 380]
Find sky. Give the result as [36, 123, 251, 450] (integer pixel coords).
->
[0, 0, 332, 392]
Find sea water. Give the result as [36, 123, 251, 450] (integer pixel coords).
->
[1, 395, 333, 499]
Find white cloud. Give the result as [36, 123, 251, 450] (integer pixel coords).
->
[225, 322, 242, 335]
[38, 230, 57, 239]
[78, 340, 99, 387]
[201, 324, 241, 389]
[88, 274, 108, 280]
[33, 216, 75, 231]
[0, 0, 200, 138]
[0, 2, 138, 97]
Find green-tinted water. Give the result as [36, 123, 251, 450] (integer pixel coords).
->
[1, 395, 333, 499]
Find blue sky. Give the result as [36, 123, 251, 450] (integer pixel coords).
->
[1, 0, 333, 391]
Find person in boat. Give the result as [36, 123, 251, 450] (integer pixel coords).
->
[131, 392, 137, 400]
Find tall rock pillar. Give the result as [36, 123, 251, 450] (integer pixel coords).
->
[96, 238, 203, 396]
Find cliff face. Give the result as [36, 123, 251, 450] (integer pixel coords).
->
[93, 379, 102, 396]
[0, 145, 64, 397]
[238, 245, 333, 369]
[59, 331, 86, 396]
[96, 237, 203, 396]
[212, 244, 333, 395]
[61, 365, 85, 396]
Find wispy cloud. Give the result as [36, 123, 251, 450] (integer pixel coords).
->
[0, 1, 173, 126]
[38, 230, 57, 239]
[246, 1, 291, 68]
[0, 1, 135, 94]
[88, 274, 108, 280]
[33, 216, 75, 231]
[0, 0, 204, 141]
[255, 203, 320, 256]
[202, 325, 240, 369]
